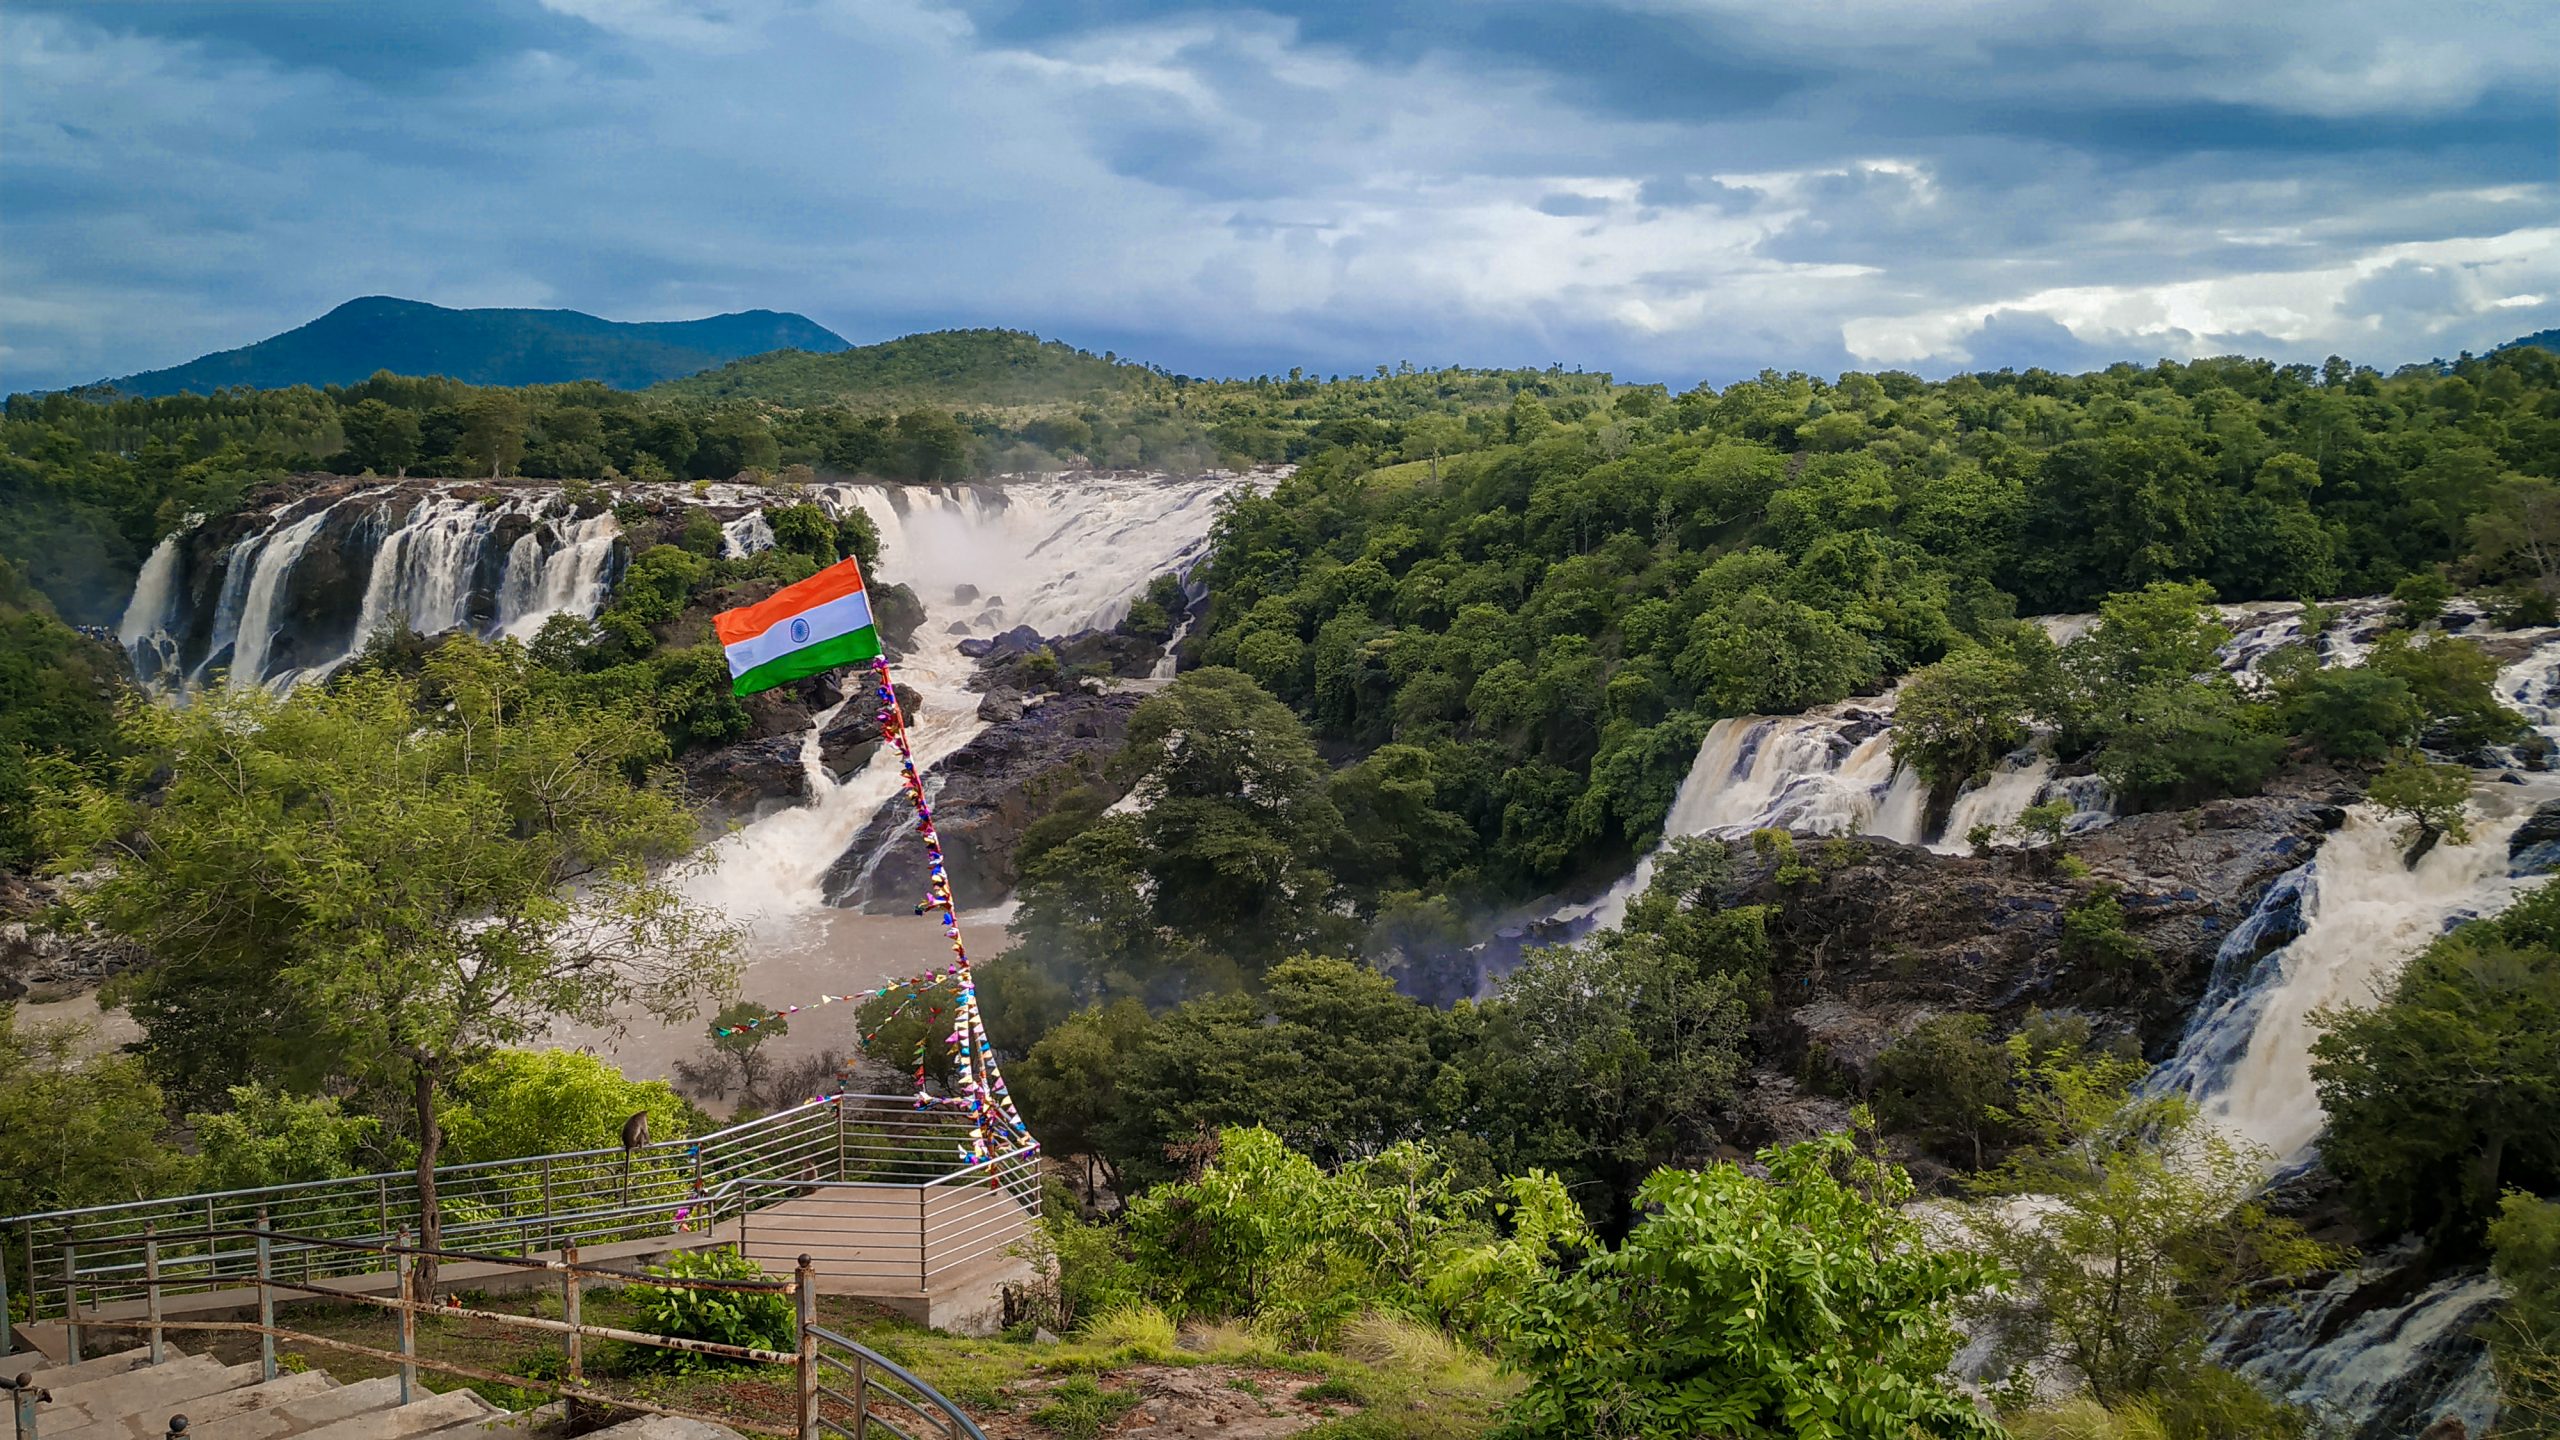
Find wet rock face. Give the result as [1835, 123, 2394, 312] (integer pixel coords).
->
[823, 690, 1141, 911]
[1722, 788, 2343, 1110]
[2508, 797, 2560, 876]
[0, 874, 143, 1000]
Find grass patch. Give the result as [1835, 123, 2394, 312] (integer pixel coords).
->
[1029, 1375, 1144, 1440]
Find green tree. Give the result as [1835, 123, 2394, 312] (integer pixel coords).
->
[1872, 1013, 2015, 1170]
[1464, 925, 1754, 1223]
[893, 409, 973, 481]
[678, 999, 789, 1110]
[1674, 590, 1881, 715]
[1012, 998, 1154, 1202]
[456, 392, 529, 477]
[1892, 642, 2043, 794]
[1966, 1068, 2333, 1407]
[46, 638, 739, 1296]
[1013, 668, 1346, 994]
[189, 1084, 382, 1190]
[2367, 749, 2473, 852]
[439, 1048, 696, 1163]
[0, 1010, 190, 1219]
[2311, 879, 2560, 1240]
[2090, 683, 2282, 811]
[1109, 957, 1448, 1190]
[2488, 1192, 2560, 1438]
[339, 398, 423, 477]
[1496, 1127, 2003, 1440]
[2280, 666, 2424, 761]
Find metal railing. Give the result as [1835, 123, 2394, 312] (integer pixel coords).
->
[6, 1229, 985, 1440]
[3, 1094, 1039, 1361]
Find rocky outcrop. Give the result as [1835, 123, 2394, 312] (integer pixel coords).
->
[822, 690, 1141, 911]
[1719, 788, 2344, 1108]
[2510, 797, 2560, 876]
[681, 677, 923, 824]
[0, 874, 143, 1002]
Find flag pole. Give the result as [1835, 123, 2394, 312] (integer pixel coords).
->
[863, 654, 1034, 1164]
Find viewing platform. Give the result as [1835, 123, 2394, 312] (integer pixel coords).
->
[0, 1094, 1041, 1365]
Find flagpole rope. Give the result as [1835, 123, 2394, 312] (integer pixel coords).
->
[865, 654, 1035, 1163]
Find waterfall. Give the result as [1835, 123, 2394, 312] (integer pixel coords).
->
[2140, 629, 2560, 1436]
[223, 504, 339, 690]
[131, 485, 634, 693]
[496, 508, 621, 637]
[677, 470, 1263, 923]
[116, 523, 193, 684]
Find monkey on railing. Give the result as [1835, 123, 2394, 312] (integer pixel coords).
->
[620, 1110, 649, 1206]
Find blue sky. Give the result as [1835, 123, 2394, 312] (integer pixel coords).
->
[5, 0, 2555, 392]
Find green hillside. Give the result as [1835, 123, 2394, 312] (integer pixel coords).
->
[651, 327, 1155, 409]
[100, 296, 848, 396]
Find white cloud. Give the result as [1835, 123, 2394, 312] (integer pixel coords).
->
[1, 0, 2551, 390]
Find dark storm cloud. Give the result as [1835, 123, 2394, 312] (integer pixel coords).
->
[2, 0, 2554, 393]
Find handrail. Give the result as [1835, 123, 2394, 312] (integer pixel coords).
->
[2, 1092, 1038, 1361]
[3, 1231, 988, 1440]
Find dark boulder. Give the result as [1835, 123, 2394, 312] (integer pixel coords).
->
[2510, 797, 2560, 876]
[823, 690, 1141, 911]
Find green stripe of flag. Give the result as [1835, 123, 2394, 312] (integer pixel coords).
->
[730, 624, 883, 696]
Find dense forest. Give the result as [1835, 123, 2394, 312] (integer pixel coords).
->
[6, 333, 2560, 1437]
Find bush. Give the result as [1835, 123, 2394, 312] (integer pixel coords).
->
[2092, 684, 2282, 811]
[622, 1244, 795, 1371]
[2488, 1194, 2560, 1438]
[2281, 667, 2424, 761]
[2311, 879, 2560, 1240]
[1493, 1128, 2000, 1440]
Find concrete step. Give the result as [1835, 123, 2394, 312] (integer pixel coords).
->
[5, 1322, 72, 1365]
[51, 1371, 336, 1440]
[581, 1418, 741, 1440]
[45, 1356, 247, 1430]
[412, 1404, 560, 1440]
[287, 1389, 500, 1440]
[187, 1376, 404, 1440]
[3, 1345, 149, 1392]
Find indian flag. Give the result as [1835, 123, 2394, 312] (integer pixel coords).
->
[713, 555, 882, 696]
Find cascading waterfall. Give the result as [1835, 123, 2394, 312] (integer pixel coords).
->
[676, 470, 1264, 924]
[222, 505, 338, 690]
[115, 515, 194, 682]
[121, 485, 638, 693]
[2141, 627, 2560, 1438]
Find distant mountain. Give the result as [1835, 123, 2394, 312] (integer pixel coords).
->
[100, 296, 850, 396]
[2502, 329, 2560, 355]
[652, 328, 1153, 408]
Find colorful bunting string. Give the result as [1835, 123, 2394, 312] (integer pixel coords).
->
[712, 655, 1038, 1173]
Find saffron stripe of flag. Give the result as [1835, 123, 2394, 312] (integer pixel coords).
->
[712, 555, 883, 696]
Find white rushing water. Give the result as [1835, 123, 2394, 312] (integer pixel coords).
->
[676, 472, 1256, 923]
[121, 486, 638, 693]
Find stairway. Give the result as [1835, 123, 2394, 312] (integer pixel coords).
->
[1, 1347, 745, 1440]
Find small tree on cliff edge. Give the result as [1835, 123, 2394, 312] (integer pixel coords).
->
[46, 637, 739, 1299]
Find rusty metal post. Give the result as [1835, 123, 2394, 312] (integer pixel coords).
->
[61, 1244, 80, 1365]
[795, 1255, 819, 1440]
[12, 1373, 51, 1439]
[144, 1225, 164, 1365]
[561, 1245, 582, 1385]
[393, 1230, 416, 1404]
[165, 1416, 189, 1440]
[853, 1348, 870, 1440]
[252, 1211, 274, 1383]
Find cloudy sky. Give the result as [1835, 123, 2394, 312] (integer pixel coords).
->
[5, 0, 2555, 392]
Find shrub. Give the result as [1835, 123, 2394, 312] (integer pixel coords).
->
[622, 1244, 795, 1371]
[2091, 684, 2282, 811]
[1493, 1128, 2000, 1440]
